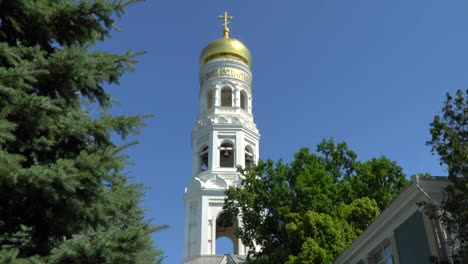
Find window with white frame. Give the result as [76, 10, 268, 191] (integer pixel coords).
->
[373, 243, 393, 264]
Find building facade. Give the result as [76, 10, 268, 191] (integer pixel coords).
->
[183, 13, 259, 264]
[334, 176, 451, 264]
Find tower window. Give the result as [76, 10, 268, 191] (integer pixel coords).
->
[200, 146, 209, 171]
[220, 143, 234, 167]
[206, 90, 213, 110]
[221, 87, 232, 107]
[240, 91, 247, 110]
[245, 146, 254, 168]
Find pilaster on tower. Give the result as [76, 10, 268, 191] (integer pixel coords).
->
[183, 12, 260, 264]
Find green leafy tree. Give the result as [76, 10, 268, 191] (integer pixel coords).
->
[348, 157, 407, 211]
[0, 0, 167, 263]
[223, 139, 407, 263]
[427, 89, 467, 263]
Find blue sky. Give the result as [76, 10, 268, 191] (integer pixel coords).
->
[95, 0, 467, 262]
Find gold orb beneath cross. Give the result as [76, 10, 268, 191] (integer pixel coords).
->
[200, 37, 252, 68]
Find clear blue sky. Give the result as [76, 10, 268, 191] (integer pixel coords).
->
[95, 0, 467, 262]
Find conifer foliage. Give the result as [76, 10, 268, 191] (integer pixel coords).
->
[0, 0, 167, 263]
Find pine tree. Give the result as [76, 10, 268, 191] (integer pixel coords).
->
[0, 0, 167, 263]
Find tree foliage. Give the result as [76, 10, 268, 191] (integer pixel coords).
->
[427, 89, 468, 263]
[223, 139, 407, 263]
[0, 0, 167, 263]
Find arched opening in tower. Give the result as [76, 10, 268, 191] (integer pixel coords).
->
[216, 237, 233, 255]
[245, 146, 254, 168]
[240, 90, 247, 110]
[221, 87, 232, 107]
[206, 90, 213, 110]
[216, 211, 239, 255]
[219, 143, 234, 167]
[200, 146, 209, 171]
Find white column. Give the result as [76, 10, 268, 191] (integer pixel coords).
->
[237, 131, 244, 167]
[200, 196, 209, 255]
[208, 219, 214, 254]
[215, 85, 221, 106]
[234, 88, 240, 108]
[211, 131, 218, 170]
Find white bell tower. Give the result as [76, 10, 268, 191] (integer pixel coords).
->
[183, 12, 260, 264]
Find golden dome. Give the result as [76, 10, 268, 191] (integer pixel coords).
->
[200, 36, 252, 68]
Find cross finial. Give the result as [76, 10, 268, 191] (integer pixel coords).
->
[219, 11, 233, 38]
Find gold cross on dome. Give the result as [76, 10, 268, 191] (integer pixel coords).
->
[219, 11, 233, 38]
